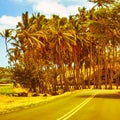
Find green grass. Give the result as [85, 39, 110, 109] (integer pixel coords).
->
[0, 84, 13, 95]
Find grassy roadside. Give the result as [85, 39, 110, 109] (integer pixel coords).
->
[0, 93, 74, 115]
[0, 84, 120, 115]
[0, 84, 75, 114]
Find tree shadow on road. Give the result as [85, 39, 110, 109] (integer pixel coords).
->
[76, 93, 120, 99]
[94, 93, 120, 99]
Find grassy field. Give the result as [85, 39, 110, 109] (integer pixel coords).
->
[0, 84, 13, 95]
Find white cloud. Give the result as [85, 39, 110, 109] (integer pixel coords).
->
[66, 5, 79, 15]
[0, 0, 94, 32]
[0, 16, 21, 32]
[66, 0, 94, 10]
[10, 0, 94, 17]
[26, 0, 68, 17]
[33, 0, 68, 17]
[24, 0, 93, 17]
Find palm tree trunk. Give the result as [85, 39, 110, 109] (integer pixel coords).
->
[92, 61, 96, 89]
[62, 65, 69, 91]
[73, 46, 80, 89]
[104, 47, 108, 89]
[108, 49, 112, 89]
[98, 47, 101, 89]
[109, 60, 113, 89]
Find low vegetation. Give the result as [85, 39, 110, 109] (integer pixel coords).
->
[0, 84, 76, 114]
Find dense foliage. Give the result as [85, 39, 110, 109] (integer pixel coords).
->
[0, 0, 120, 94]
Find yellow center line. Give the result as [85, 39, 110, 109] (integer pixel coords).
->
[57, 92, 98, 120]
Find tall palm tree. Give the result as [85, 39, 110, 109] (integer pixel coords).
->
[0, 29, 15, 67]
[69, 7, 90, 89]
[47, 15, 76, 91]
[0, 29, 13, 55]
[11, 12, 48, 92]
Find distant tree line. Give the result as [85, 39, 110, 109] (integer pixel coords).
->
[0, 67, 12, 83]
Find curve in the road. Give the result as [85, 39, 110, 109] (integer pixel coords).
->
[57, 92, 98, 120]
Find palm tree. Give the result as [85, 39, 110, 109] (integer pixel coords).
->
[0, 29, 13, 55]
[10, 12, 48, 92]
[0, 29, 15, 67]
[88, 1, 120, 89]
[88, 0, 116, 7]
[46, 15, 76, 91]
[70, 7, 90, 89]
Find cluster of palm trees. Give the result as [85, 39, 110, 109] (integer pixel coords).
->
[1, 0, 120, 94]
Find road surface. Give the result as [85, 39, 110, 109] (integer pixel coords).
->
[0, 89, 120, 120]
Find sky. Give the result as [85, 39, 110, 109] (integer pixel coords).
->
[0, 0, 94, 67]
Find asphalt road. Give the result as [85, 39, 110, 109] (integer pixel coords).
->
[0, 89, 120, 120]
